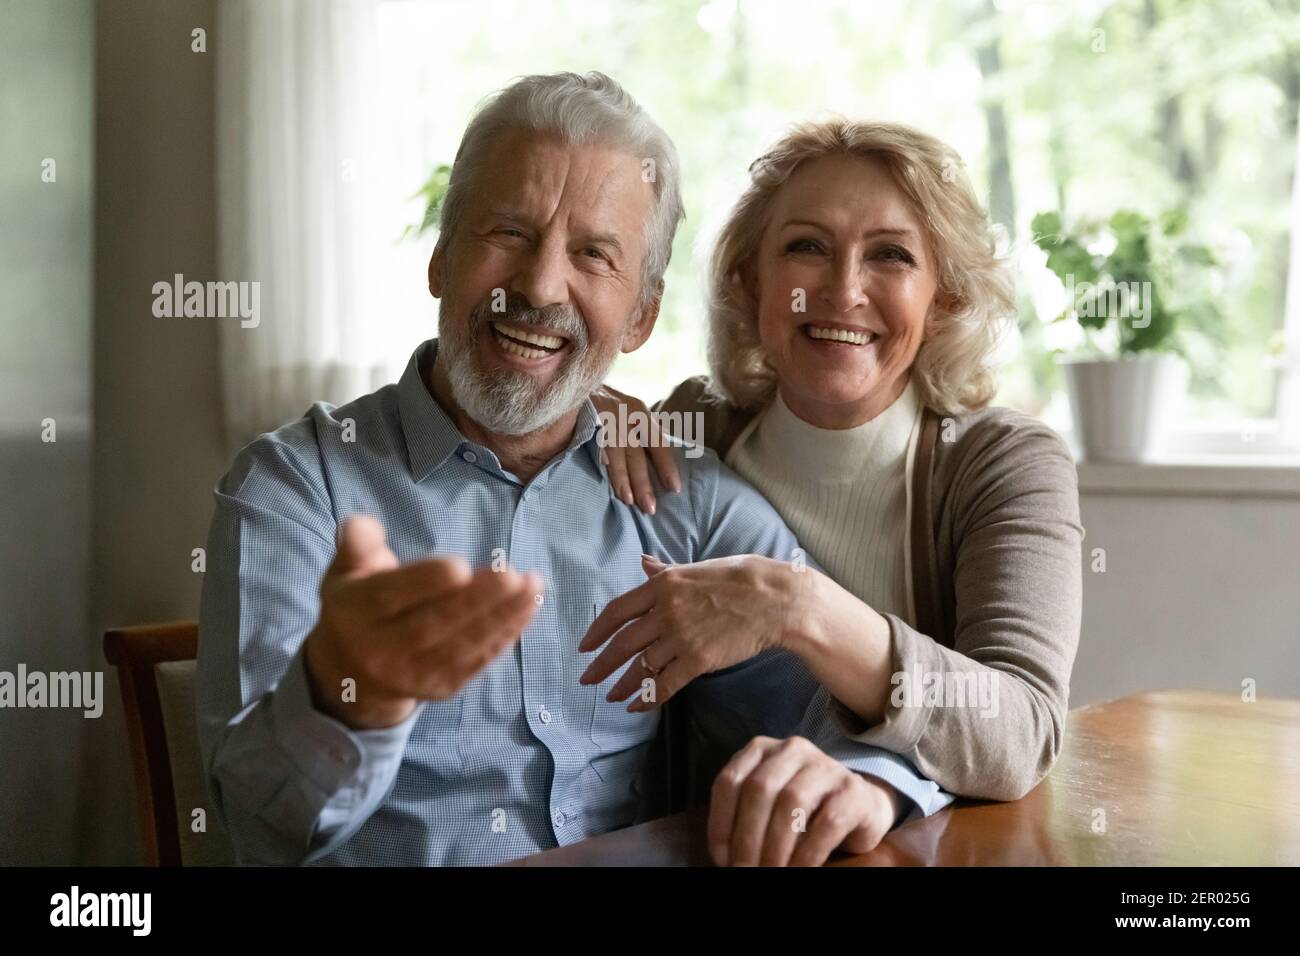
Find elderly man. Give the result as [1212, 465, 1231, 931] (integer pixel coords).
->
[196, 71, 952, 867]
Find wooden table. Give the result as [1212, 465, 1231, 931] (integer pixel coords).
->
[513, 691, 1300, 866]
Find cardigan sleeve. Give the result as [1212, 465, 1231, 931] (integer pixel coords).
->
[830, 417, 1083, 801]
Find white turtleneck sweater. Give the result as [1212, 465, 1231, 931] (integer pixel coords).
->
[725, 378, 924, 627]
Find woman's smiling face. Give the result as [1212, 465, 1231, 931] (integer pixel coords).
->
[749, 152, 940, 428]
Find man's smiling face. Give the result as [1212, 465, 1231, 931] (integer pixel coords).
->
[429, 130, 659, 435]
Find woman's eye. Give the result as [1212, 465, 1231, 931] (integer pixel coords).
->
[877, 245, 916, 265]
[786, 238, 824, 254]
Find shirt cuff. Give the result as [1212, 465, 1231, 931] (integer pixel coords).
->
[815, 736, 953, 825]
[270, 647, 423, 799]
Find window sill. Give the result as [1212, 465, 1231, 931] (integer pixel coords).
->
[1075, 455, 1300, 498]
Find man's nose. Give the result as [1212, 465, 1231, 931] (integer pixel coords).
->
[510, 238, 570, 311]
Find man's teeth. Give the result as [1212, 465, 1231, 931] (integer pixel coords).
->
[495, 333, 552, 360]
[806, 326, 875, 345]
[491, 321, 566, 350]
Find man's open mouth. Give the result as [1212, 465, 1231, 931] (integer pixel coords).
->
[489, 320, 570, 360]
[801, 323, 879, 346]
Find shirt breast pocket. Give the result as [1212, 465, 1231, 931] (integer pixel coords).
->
[406, 695, 465, 776]
[578, 558, 661, 773]
[587, 637, 659, 768]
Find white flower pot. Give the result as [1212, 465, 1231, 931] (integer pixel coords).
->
[1059, 354, 1187, 462]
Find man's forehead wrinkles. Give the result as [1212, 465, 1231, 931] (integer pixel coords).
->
[488, 149, 641, 244]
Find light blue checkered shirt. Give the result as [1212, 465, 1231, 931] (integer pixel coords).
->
[197, 337, 954, 866]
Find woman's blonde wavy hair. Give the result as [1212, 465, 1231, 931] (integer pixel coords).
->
[706, 119, 1015, 416]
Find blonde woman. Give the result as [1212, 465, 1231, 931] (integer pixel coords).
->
[584, 120, 1082, 803]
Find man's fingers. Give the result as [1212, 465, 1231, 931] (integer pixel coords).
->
[761, 765, 833, 867]
[408, 571, 542, 696]
[789, 784, 872, 867]
[332, 514, 399, 578]
[397, 567, 538, 649]
[707, 737, 777, 866]
[727, 741, 808, 867]
[578, 579, 656, 653]
[337, 553, 475, 621]
[443, 583, 538, 665]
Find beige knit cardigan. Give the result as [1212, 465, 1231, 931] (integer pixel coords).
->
[658, 377, 1083, 801]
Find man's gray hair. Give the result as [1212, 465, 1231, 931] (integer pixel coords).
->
[437, 71, 685, 305]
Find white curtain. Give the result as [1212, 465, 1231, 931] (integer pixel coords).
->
[1282, 97, 1300, 447]
[216, 0, 391, 452]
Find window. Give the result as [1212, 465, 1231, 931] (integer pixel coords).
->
[361, 0, 1300, 453]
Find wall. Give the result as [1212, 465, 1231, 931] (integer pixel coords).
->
[85, 0, 223, 864]
[1074, 486, 1300, 709]
[0, 0, 95, 865]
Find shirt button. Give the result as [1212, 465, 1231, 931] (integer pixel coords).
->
[462, 450, 477, 464]
[534, 593, 544, 606]
[552, 808, 565, 828]
[538, 707, 552, 724]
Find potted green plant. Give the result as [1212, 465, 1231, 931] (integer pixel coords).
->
[1031, 208, 1217, 462]
[400, 163, 452, 242]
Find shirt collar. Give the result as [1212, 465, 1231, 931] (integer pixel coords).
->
[397, 337, 607, 483]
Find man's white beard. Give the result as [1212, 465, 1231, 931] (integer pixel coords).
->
[438, 294, 620, 437]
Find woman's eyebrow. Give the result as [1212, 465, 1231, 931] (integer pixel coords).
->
[778, 218, 918, 240]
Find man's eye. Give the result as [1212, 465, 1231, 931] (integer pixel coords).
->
[581, 247, 609, 262]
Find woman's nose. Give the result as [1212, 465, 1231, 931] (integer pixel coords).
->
[821, 258, 869, 314]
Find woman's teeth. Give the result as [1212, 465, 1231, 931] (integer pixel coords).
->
[491, 321, 566, 359]
[805, 325, 876, 345]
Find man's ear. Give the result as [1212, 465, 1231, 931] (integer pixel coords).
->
[428, 243, 446, 298]
[621, 280, 663, 353]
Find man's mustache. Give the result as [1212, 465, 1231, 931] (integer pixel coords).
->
[468, 293, 589, 352]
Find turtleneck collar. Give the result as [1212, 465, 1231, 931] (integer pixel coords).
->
[747, 377, 921, 483]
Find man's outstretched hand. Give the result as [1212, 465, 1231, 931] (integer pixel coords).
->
[303, 514, 542, 730]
